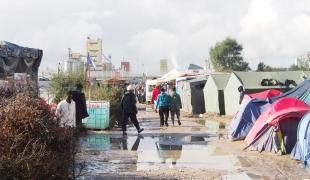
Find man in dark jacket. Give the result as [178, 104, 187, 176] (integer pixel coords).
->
[121, 85, 144, 136]
[170, 87, 182, 126]
[238, 86, 245, 104]
[71, 83, 89, 128]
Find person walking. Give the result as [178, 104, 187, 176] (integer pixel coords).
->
[155, 87, 171, 127]
[121, 85, 144, 136]
[170, 87, 182, 126]
[152, 85, 160, 107]
[56, 91, 76, 127]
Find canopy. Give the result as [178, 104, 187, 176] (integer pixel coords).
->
[157, 69, 185, 83]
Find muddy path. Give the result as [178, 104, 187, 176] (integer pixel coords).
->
[77, 105, 310, 180]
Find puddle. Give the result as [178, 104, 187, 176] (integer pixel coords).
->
[222, 172, 253, 180]
[196, 120, 220, 133]
[78, 133, 238, 177]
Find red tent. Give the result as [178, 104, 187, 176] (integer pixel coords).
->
[247, 89, 282, 99]
[244, 97, 310, 154]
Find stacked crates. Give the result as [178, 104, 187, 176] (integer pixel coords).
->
[82, 101, 110, 129]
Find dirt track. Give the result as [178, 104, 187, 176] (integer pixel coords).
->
[77, 105, 310, 180]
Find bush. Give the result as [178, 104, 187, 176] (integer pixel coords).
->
[50, 71, 85, 103]
[86, 86, 123, 128]
[0, 94, 79, 179]
[50, 70, 123, 129]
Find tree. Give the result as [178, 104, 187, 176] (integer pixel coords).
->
[209, 37, 250, 72]
[50, 70, 85, 103]
[256, 62, 272, 71]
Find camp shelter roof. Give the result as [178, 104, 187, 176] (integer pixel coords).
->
[233, 71, 308, 89]
[209, 73, 230, 90]
[247, 89, 282, 99]
[158, 69, 185, 83]
[187, 77, 207, 84]
[270, 80, 310, 104]
[188, 64, 204, 70]
[0, 41, 42, 79]
[245, 97, 310, 144]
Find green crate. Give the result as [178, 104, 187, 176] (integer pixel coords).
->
[82, 101, 110, 129]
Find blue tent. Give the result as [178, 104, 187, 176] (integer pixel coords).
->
[270, 80, 310, 105]
[229, 99, 271, 141]
[291, 112, 310, 167]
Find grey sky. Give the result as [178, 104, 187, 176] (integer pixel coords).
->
[1, 0, 310, 73]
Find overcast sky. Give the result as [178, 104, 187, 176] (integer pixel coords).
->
[1, 0, 310, 73]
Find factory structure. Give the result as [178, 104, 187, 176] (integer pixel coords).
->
[63, 37, 133, 83]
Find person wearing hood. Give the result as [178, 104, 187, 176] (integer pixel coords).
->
[121, 85, 144, 136]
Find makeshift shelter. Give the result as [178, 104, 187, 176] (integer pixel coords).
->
[245, 97, 310, 154]
[246, 89, 282, 100]
[224, 71, 309, 115]
[177, 77, 207, 114]
[290, 112, 310, 167]
[0, 41, 43, 92]
[270, 80, 310, 105]
[157, 69, 184, 83]
[203, 73, 230, 115]
[229, 99, 271, 141]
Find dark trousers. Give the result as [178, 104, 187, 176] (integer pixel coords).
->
[76, 118, 82, 127]
[170, 110, 180, 124]
[159, 106, 169, 126]
[122, 112, 140, 132]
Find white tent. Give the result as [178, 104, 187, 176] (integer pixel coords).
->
[157, 69, 185, 83]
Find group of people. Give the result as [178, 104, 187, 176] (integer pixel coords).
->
[152, 86, 182, 127]
[55, 83, 183, 137]
[55, 84, 89, 128]
[120, 84, 183, 136]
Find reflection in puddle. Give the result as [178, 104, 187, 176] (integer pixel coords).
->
[78, 133, 237, 176]
[196, 120, 220, 133]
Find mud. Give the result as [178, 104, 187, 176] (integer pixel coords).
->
[77, 105, 310, 180]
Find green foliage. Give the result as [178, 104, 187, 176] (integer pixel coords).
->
[256, 62, 272, 72]
[210, 37, 250, 72]
[256, 62, 289, 72]
[50, 71, 85, 103]
[50, 71, 123, 129]
[85, 86, 123, 128]
[289, 63, 310, 71]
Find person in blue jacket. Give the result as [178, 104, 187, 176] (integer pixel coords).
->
[155, 87, 171, 127]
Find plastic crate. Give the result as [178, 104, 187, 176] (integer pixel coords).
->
[82, 101, 110, 130]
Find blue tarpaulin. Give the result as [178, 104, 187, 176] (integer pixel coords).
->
[229, 98, 271, 141]
[291, 112, 310, 167]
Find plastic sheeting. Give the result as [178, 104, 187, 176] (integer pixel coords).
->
[247, 89, 282, 100]
[229, 99, 271, 141]
[0, 41, 42, 83]
[270, 80, 310, 105]
[291, 112, 310, 167]
[245, 97, 310, 145]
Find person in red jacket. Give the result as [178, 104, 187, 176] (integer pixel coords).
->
[152, 85, 160, 107]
